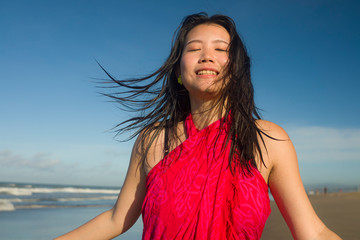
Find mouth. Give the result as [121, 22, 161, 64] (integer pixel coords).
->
[196, 70, 219, 75]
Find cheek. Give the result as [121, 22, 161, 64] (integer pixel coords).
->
[180, 55, 195, 74]
[219, 55, 229, 67]
[179, 59, 185, 75]
[179, 57, 185, 75]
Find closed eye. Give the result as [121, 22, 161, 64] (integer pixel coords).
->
[215, 48, 228, 52]
[188, 49, 200, 52]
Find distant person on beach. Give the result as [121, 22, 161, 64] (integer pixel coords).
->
[55, 13, 341, 239]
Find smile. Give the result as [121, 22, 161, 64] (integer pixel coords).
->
[196, 70, 218, 75]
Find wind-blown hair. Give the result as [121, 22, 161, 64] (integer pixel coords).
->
[101, 12, 266, 173]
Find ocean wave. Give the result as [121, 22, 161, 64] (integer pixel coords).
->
[57, 196, 117, 202]
[0, 186, 120, 196]
[0, 199, 15, 211]
[0, 187, 33, 196]
[0, 183, 120, 211]
[15, 204, 112, 209]
[1, 196, 117, 203]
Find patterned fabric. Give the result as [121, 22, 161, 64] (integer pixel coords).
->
[142, 114, 271, 240]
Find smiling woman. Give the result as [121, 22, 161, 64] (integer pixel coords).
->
[55, 12, 342, 240]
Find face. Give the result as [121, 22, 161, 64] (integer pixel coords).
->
[180, 24, 230, 100]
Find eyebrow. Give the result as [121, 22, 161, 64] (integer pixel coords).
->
[185, 39, 229, 46]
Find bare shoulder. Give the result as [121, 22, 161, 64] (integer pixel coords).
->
[142, 121, 186, 175]
[256, 119, 290, 141]
[255, 120, 295, 174]
[139, 124, 166, 175]
[255, 119, 294, 158]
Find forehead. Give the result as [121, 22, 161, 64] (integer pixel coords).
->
[185, 24, 230, 43]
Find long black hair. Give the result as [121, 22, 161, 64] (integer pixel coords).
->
[101, 12, 266, 173]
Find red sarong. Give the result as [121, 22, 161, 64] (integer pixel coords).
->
[142, 114, 271, 239]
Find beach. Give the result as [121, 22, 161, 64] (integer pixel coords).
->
[261, 191, 360, 239]
[1, 181, 359, 239]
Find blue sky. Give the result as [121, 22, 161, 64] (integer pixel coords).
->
[1, 0, 359, 187]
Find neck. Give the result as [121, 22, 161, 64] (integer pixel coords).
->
[190, 97, 226, 130]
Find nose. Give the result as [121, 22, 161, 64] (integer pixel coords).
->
[198, 48, 214, 63]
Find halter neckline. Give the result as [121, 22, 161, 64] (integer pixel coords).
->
[184, 113, 228, 138]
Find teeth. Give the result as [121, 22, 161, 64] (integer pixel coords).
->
[197, 70, 217, 75]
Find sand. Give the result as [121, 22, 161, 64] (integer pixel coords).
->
[261, 191, 360, 239]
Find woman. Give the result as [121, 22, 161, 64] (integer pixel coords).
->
[55, 13, 341, 240]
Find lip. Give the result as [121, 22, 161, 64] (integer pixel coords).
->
[195, 68, 219, 75]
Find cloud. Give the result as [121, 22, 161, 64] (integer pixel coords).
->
[0, 150, 60, 170]
[286, 126, 360, 162]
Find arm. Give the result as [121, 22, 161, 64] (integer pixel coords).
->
[54, 136, 147, 240]
[258, 121, 341, 240]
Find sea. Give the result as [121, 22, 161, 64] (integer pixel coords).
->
[0, 182, 143, 240]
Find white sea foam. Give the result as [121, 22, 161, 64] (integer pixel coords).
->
[0, 199, 15, 211]
[57, 196, 117, 202]
[0, 187, 32, 196]
[5, 198, 23, 202]
[15, 204, 110, 209]
[0, 186, 120, 196]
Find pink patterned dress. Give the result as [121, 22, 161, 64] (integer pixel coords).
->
[142, 114, 271, 239]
